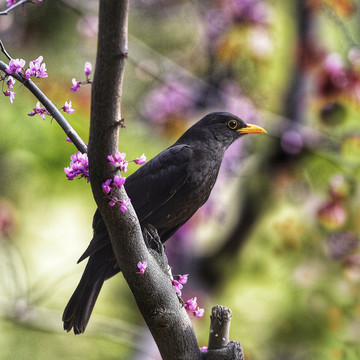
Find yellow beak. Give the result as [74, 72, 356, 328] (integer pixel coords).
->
[237, 124, 267, 134]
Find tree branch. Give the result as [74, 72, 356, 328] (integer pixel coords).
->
[0, 60, 87, 153]
[0, 0, 34, 16]
[203, 306, 244, 360]
[88, 1, 201, 359]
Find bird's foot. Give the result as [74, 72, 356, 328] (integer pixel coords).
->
[143, 224, 168, 273]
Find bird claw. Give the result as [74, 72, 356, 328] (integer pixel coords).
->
[143, 224, 168, 273]
[143, 224, 163, 253]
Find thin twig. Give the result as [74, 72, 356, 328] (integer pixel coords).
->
[0, 60, 87, 153]
[0, 0, 34, 16]
[0, 40, 11, 60]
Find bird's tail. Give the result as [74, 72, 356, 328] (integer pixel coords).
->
[62, 262, 106, 334]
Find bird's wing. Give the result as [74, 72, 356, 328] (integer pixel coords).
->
[126, 144, 193, 222]
[77, 144, 193, 263]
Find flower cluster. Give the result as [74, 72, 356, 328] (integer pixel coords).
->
[1, 55, 78, 117]
[61, 100, 75, 114]
[64, 151, 89, 181]
[137, 266, 204, 319]
[172, 274, 188, 296]
[27, 101, 50, 121]
[63, 150, 146, 213]
[184, 296, 204, 318]
[5, 56, 48, 80]
[27, 100, 75, 121]
[71, 61, 93, 92]
[172, 273, 204, 318]
[102, 151, 147, 212]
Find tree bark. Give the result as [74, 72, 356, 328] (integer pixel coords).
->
[88, 1, 201, 359]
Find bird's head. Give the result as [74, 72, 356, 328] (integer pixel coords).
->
[181, 112, 266, 149]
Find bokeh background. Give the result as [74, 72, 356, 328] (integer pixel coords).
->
[1, 0, 360, 359]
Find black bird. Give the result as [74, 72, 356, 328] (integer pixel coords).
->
[63, 112, 266, 334]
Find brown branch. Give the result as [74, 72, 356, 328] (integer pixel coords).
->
[87, 1, 201, 359]
[208, 305, 232, 349]
[203, 306, 244, 360]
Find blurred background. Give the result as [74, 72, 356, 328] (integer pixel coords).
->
[1, 0, 360, 359]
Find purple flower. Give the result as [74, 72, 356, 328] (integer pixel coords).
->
[137, 261, 147, 274]
[71, 78, 82, 92]
[113, 175, 126, 188]
[84, 62, 92, 77]
[62, 100, 75, 114]
[107, 151, 128, 172]
[5, 58, 26, 75]
[6, 76, 15, 89]
[135, 153, 147, 165]
[120, 198, 131, 212]
[28, 101, 48, 120]
[109, 199, 118, 207]
[4, 90, 16, 104]
[185, 297, 198, 311]
[28, 56, 48, 78]
[102, 179, 112, 194]
[108, 151, 126, 164]
[172, 279, 183, 296]
[64, 151, 89, 181]
[178, 274, 189, 285]
[6, 0, 17, 7]
[194, 307, 204, 318]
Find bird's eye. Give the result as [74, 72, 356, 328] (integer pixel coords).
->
[227, 120, 238, 130]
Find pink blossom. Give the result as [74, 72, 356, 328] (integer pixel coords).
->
[135, 153, 147, 165]
[109, 199, 118, 207]
[28, 101, 48, 120]
[120, 161, 128, 172]
[178, 274, 188, 285]
[108, 151, 126, 165]
[172, 280, 183, 296]
[120, 198, 131, 212]
[137, 261, 147, 274]
[24, 69, 32, 79]
[5, 58, 26, 75]
[64, 151, 89, 181]
[84, 62, 92, 77]
[113, 175, 126, 188]
[28, 56, 48, 78]
[194, 307, 204, 318]
[102, 179, 112, 194]
[4, 90, 16, 104]
[6, 0, 17, 7]
[62, 100, 75, 114]
[6, 76, 15, 89]
[71, 78, 81, 92]
[185, 297, 198, 311]
[107, 151, 128, 172]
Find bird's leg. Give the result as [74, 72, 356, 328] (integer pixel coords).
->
[142, 224, 169, 274]
[142, 225, 183, 304]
